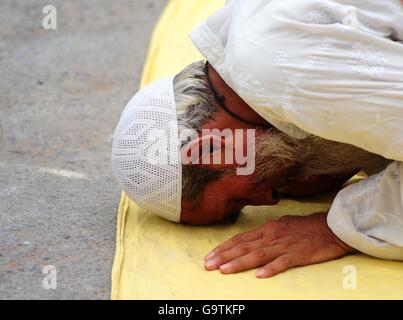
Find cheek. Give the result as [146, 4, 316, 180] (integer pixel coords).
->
[228, 176, 256, 196]
[231, 177, 273, 206]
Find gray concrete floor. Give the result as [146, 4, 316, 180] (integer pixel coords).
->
[0, 0, 165, 299]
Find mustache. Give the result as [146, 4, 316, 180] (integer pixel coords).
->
[253, 129, 303, 184]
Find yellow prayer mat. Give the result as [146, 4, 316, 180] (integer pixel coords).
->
[111, 0, 403, 300]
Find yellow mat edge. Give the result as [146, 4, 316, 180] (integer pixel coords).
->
[111, 192, 128, 300]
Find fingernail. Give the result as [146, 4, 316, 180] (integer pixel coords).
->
[219, 263, 232, 273]
[256, 269, 268, 278]
[204, 259, 217, 270]
[205, 252, 215, 261]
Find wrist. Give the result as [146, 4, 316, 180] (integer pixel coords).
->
[322, 212, 356, 253]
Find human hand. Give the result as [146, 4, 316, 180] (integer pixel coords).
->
[204, 212, 355, 278]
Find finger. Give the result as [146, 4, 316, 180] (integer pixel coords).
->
[204, 240, 260, 271]
[218, 247, 280, 274]
[255, 255, 295, 278]
[205, 229, 263, 261]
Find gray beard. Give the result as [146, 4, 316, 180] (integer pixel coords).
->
[254, 129, 391, 184]
[295, 135, 391, 176]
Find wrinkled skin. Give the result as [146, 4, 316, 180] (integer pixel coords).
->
[204, 213, 355, 278]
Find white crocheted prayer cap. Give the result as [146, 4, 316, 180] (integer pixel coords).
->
[111, 77, 182, 222]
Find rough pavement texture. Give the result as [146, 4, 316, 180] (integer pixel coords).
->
[0, 0, 165, 299]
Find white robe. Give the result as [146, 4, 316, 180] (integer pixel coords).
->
[190, 0, 403, 260]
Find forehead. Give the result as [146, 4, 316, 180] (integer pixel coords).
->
[181, 185, 244, 225]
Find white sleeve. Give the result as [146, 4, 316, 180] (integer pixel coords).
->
[191, 0, 403, 160]
[347, 0, 403, 41]
[328, 161, 403, 260]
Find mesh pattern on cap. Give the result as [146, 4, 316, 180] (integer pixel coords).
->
[111, 77, 182, 222]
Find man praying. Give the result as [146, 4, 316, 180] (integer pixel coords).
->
[112, 0, 403, 278]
